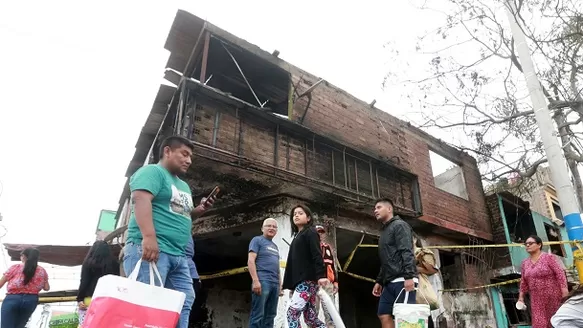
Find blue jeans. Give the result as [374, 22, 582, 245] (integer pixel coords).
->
[249, 281, 279, 328]
[123, 242, 195, 328]
[1, 294, 39, 328]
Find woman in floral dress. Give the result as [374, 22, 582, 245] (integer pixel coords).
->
[518, 235, 568, 328]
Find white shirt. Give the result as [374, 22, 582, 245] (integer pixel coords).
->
[551, 294, 583, 328]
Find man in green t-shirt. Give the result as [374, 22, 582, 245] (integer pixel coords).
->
[123, 135, 214, 328]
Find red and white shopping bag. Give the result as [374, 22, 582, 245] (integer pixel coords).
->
[82, 259, 186, 328]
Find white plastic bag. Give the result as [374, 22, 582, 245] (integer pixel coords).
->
[82, 259, 186, 328]
[393, 288, 431, 328]
[317, 288, 346, 328]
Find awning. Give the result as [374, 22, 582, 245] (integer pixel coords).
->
[4, 243, 122, 267]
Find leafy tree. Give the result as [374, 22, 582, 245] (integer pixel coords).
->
[386, 0, 583, 205]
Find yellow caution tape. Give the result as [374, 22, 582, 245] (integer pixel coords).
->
[440, 278, 522, 292]
[343, 271, 376, 283]
[358, 240, 583, 250]
[341, 271, 523, 293]
[199, 266, 249, 280]
[343, 233, 365, 272]
[199, 261, 288, 281]
[0, 296, 79, 304]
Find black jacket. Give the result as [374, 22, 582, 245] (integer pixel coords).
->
[77, 260, 120, 302]
[376, 216, 417, 285]
[283, 226, 326, 290]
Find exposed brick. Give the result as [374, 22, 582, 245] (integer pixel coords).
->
[288, 71, 492, 238]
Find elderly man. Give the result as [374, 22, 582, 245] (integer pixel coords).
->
[247, 218, 281, 328]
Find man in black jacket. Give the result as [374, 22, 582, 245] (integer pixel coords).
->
[372, 198, 418, 328]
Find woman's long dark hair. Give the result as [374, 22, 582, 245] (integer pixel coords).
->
[83, 241, 116, 273]
[290, 204, 314, 236]
[22, 248, 40, 285]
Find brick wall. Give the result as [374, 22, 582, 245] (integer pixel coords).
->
[289, 72, 491, 237]
[485, 194, 512, 269]
[186, 94, 416, 211]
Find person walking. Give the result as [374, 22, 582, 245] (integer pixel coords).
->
[315, 225, 338, 328]
[123, 135, 214, 328]
[283, 205, 329, 328]
[518, 235, 568, 328]
[413, 233, 438, 328]
[76, 240, 120, 325]
[372, 198, 418, 328]
[0, 248, 50, 328]
[551, 285, 583, 327]
[248, 218, 281, 328]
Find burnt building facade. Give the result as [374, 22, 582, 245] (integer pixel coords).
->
[114, 10, 496, 328]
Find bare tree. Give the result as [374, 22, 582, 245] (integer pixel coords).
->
[387, 0, 583, 204]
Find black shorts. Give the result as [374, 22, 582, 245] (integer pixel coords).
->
[377, 281, 418, 316]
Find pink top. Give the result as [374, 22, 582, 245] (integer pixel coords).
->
[3, 264, 48, 295]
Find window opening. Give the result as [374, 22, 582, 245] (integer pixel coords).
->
[429, 151, 468, 199]
[439, 252, 464, 289]
[544, 223, 565, 257]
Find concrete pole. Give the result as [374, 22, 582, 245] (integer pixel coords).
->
[505, 1, 583, 282]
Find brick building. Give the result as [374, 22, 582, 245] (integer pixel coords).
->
[113, 10, 496, 328]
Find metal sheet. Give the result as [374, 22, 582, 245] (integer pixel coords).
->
[4, 243, 122, 267]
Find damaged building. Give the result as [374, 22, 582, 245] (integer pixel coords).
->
[111, 10, 497, 328]
[487, 191, 578, 328]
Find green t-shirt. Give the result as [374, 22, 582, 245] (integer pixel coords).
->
[126, 164, 194, 256]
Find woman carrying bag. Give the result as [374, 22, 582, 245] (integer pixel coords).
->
[413, 233, 439, 328]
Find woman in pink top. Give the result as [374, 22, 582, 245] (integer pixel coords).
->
[518, 235, 568, 328]
[0, 248, 50, 328]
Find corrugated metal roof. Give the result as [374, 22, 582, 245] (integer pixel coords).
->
[164, 10, 205, 73]
[124, 83, 176, 178]
[4, 243, 122, 267]
[113, 84, 176, 225]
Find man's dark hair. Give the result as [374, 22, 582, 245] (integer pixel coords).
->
[375, 198, 394, 208]
[158, 135, 194, 159]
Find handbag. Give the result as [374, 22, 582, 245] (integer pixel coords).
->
[416, 273, 439, 310]
[82, 259, 186, 328]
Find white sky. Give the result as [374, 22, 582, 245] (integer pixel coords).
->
[0, 0, 450, 246]
[0, 1, 458, 301]
[1, 1, 577, 313]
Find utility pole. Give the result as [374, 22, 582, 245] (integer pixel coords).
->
[505, 1, 583, 282]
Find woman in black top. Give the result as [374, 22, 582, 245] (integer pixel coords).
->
[283, 204, 329, 328]
[77, 241, 120, 325]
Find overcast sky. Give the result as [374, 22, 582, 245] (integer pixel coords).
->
[0, 0, 456, 250]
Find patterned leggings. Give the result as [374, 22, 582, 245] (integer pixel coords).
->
[286, 281, 326, 328]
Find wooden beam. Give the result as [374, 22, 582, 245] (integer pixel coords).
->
[200, 31, 211, 82]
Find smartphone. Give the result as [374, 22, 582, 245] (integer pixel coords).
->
[205, 186, 220, 205]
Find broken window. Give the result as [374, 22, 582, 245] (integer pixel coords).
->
[552, 201, 564, 221]
[192, 35, 291, 117]
[500, 199, 536, 243]
[501, 288, 531, 325]
[544, 223, 565, 257]
[439, 251, 464, 289]
[429, 150, 468, 200]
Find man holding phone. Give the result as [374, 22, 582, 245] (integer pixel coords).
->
[123, 135, 215, 328]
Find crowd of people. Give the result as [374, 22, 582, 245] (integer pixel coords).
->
[0, 134, 581, 328]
